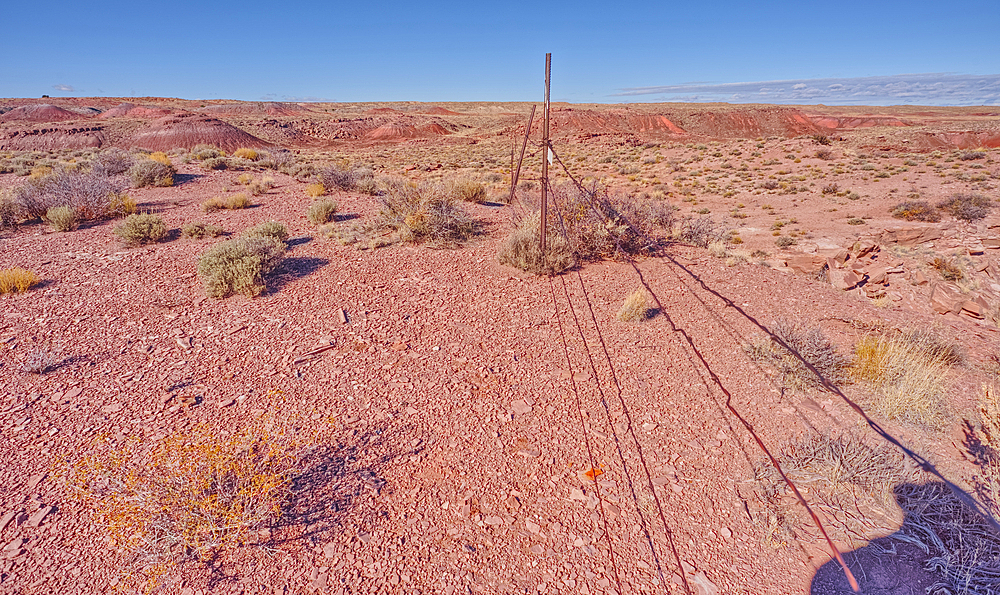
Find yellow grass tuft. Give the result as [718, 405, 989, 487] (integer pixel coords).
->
[202, 193, 251, 213]
[29, 165, 52, 179]
[305, 182, 326, 198]
[0, 267, 41, 293]
[617, 289, 652, 322]
[233, 148, 258, 160]
[148, 152, 171, 166]
[851, 333, 952, 427]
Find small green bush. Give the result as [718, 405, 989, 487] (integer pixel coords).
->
[129, 159, 175, 188]
[182, 222, 224, 239]
[242, 221, 288, 243]
[307, 200, 338, 225]
[46, 206, 78, 231]
[197, 236, 286, 298]
[114, 213, 168, 246]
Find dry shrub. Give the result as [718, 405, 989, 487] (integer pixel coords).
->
[318, 163, 371, 192]
[107, 192, 137, 218]
[233, 148, 259, 160]
[237, 173, 253, 185]
[114, 213, 168, 246]
[181, 222, 223, 239]
[20, 349, 60, 374]
[375, 178, 477, 244]
[307, 200, 338, 225]
[201, 157, 228, 171]
[616, 289, 652, 322]
[202, 193, 250, 213]
[931, 256, 965, 281]
[29, 165, 53, 179]
[745, 320, 847, 391]
[242, 220, 288, 243]
[938, 193, 993, 222]
[498, 211, 574, 275]
[130, 159, 175, 188]
[753, 433, 908, 547]
[92, 148, 136, 176]
[891, 200, 941, 222]
[12, 169, 125, 220]
[0, 191, 20, 228]
[305, 182, 325, 198]
[850, 331, 956, 427]
[545, 184, 676, 258]
[46, 206, 78, 232]
[66, 410, 309, 589]
[148, 151, 171, 166]
[449, 178, 487, 203]
[0, 267, 40, 293]
[197, 235, 285, 298]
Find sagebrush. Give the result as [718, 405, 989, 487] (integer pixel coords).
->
[114, 213, 168, 246]
[197, 235, 286, 298]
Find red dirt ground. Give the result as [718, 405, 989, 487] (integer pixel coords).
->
[2, 98, 1000, 595]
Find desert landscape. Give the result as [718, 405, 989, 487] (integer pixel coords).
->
[2, 96, 1000, 595]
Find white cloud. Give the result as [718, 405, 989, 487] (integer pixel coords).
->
[52, 84, 75, 92]
[616, 73, 1000, 106]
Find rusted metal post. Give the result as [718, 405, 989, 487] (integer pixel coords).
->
[540, 53, 551, 258]
[509, 105, 536, 205]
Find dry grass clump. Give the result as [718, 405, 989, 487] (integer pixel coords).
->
[307, 200, 338, 225]
[318, 163, 375, 194]
[937, 193, 994, 222]
[305, 182, 325, 198]
[106, 192, 137, 218]
[148, 151, 171, 166]
[66, 415, 306, 589]
[248, 176, 274, 196]
[890, 200, 941, 222]
[129, 159, 175, 188]
[46, 205, 78, 232]
[0, 267, 41, 293]
[375, 178, 478, 244]
[197, 235, 286, 298]
[753, 433, 908, 547]
[449, 178, 487, 203]
[499, 212, 574, 275]
[745, 319, 847, 391]
[233, 148, 259, 160]
[181, 222, 224, 239]
[202, 193, 251, 212]
[616, 289, 652, 322]
[201, 157, 229, 171]
[931, 256, 965, 281]
[114, 213, 168, 247]
[850, 330, 958, 427]
[29, 165, 53, 179]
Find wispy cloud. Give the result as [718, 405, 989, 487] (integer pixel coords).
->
[52, 84, 75, 92]
[616, 73, 1000, 106]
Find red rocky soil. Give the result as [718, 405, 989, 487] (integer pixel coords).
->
[2, 99, 1000, 595]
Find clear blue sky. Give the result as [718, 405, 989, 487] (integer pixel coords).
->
[2, 0, 998, 105]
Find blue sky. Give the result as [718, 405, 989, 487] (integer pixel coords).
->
[2, 0, 998, 105]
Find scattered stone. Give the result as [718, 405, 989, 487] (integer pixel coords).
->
[784, 254, 825, 274]
[0, 511, 16, 533]
[691, 571, 720, 595]
[24, 473, 46, 493]
[25, 506, 53, 528]
[911, 270, 928, 285]
[930, 284, 965, 315]
[829, 269, 863, 290]
[511, 399, 532, 415]
[983, 238, 1000, 249]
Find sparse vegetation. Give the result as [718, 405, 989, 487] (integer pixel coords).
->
[931, 256, 965, 281]
[498, 212, 574, 275]
[233, 148, 259, 160]
[449, 178, 487, 203]
[891, 200, 941, 222]
[305, 182, 325, 198]
[616, 289, 652, 322]
[114, 213, 168, 246]
[0, 267, 41, 293]
[129, 159, 176, 188]
[202, 193, 251, 212]
[46, 205, 78, 231]
[181, 222, 224, 239]
[307, 200, 338, 225]
[745, 320, 846, 391]
[850, 330, 958, 427]
[106, 192, 137, 218]
[937, 193, 993, 222]
[67, 414, 308, 589]
[11, 169, 125, 221]
[197, 235, 286, 298]
[242, 221, 288, 243]
[374, 178, 478, 244]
